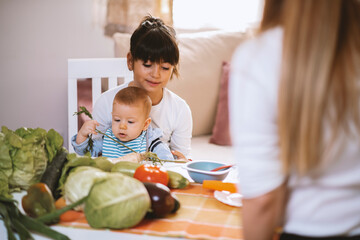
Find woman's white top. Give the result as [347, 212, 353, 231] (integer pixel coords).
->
[92, 82, 193, 158]
[229, 27, 360, 237]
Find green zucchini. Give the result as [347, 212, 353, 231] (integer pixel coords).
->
[167, 170, 189, 189]
[111, 161, 141, 177]
[40, 148, 68, 199]
[111, 161, 189, 189]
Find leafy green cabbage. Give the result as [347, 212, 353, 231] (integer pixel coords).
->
[0, 126, 64, 192]
[4, 127, 48, 189]
[63, 166, 150, 229]
[58, 153, 114, 195]
[63, 166, 109, 210]
[85, 173, 150, 229]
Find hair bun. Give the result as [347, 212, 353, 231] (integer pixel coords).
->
[141, 16, 164, 29]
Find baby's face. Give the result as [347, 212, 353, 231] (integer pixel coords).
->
[111, 102, 148, 142]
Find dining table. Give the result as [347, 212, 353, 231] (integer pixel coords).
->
[0, 161, 243, 240]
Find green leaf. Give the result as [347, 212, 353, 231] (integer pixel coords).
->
[0, 132, 13, 179]
[0, 171, 12, 198]
[0, 202, 17, 240]
[45, 129, 64, 163]
[74, 106, 93, 120]
[58, 153, 98, 194]
[2, 126, 22, 148]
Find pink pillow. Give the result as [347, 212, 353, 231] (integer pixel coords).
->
[209, 62, 232, 146]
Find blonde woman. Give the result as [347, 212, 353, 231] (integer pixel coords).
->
[229, 0, 360, 239]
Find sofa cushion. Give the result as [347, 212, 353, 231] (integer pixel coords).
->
[191, 135, 234, 163]
[113, 30, 246, 136]
[209, 61, 232, 146]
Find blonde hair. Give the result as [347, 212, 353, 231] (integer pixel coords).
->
[113, 87, 152, 118]
[261, 0, 360, 175]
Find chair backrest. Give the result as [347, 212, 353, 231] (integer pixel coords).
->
[67, 58, 133, 152]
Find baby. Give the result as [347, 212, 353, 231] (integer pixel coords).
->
[72, 86, 174, 160]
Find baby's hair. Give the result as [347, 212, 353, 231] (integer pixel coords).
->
[130, 15, 179, 77]
[113, 87, 152, 118]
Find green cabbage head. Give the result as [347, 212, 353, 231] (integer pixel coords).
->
[64, 166, 109, 210]
[3, 127, 48, 189]
[0, 126, 63, 193]
[84, 173, 150, 229]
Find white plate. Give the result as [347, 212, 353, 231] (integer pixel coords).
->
[214, 191, 242, 207]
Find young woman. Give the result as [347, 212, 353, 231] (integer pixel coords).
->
[230, 0, 360, 239]
[92, 16, 192, 159]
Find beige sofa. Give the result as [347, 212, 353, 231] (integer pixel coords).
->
[113, 30, 250, 163]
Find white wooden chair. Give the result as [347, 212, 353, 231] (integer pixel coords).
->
[67, 58, 133, 152]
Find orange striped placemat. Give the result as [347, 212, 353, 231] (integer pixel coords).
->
[58, 183, 243, 240]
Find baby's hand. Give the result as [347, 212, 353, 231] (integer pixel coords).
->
[171, 150, 190, 162]
[76, 120, 99, 144]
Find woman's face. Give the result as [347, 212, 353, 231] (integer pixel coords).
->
[130, 58, 174, 95]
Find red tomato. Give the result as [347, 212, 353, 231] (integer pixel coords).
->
[134, 164, 169, 186]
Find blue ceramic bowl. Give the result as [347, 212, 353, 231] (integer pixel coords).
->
[184, 161, 231, 183]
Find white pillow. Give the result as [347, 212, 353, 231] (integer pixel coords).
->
[113, 30, 247, 136]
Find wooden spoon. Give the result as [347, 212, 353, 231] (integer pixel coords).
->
[210, 165, 234, 172]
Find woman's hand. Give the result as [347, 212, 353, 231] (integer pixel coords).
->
[171, 150, 190, 162]
[76, 120, 99, 144]
[242, 183, 287, 240]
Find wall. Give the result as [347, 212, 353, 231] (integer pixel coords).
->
[0, 0, 113, 147]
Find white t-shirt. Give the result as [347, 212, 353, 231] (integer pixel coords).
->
[92, 82, 193, 158]
[229, 27, 360, 236]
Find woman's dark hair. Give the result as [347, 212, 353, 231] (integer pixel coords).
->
[130, 15, 179, 77]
